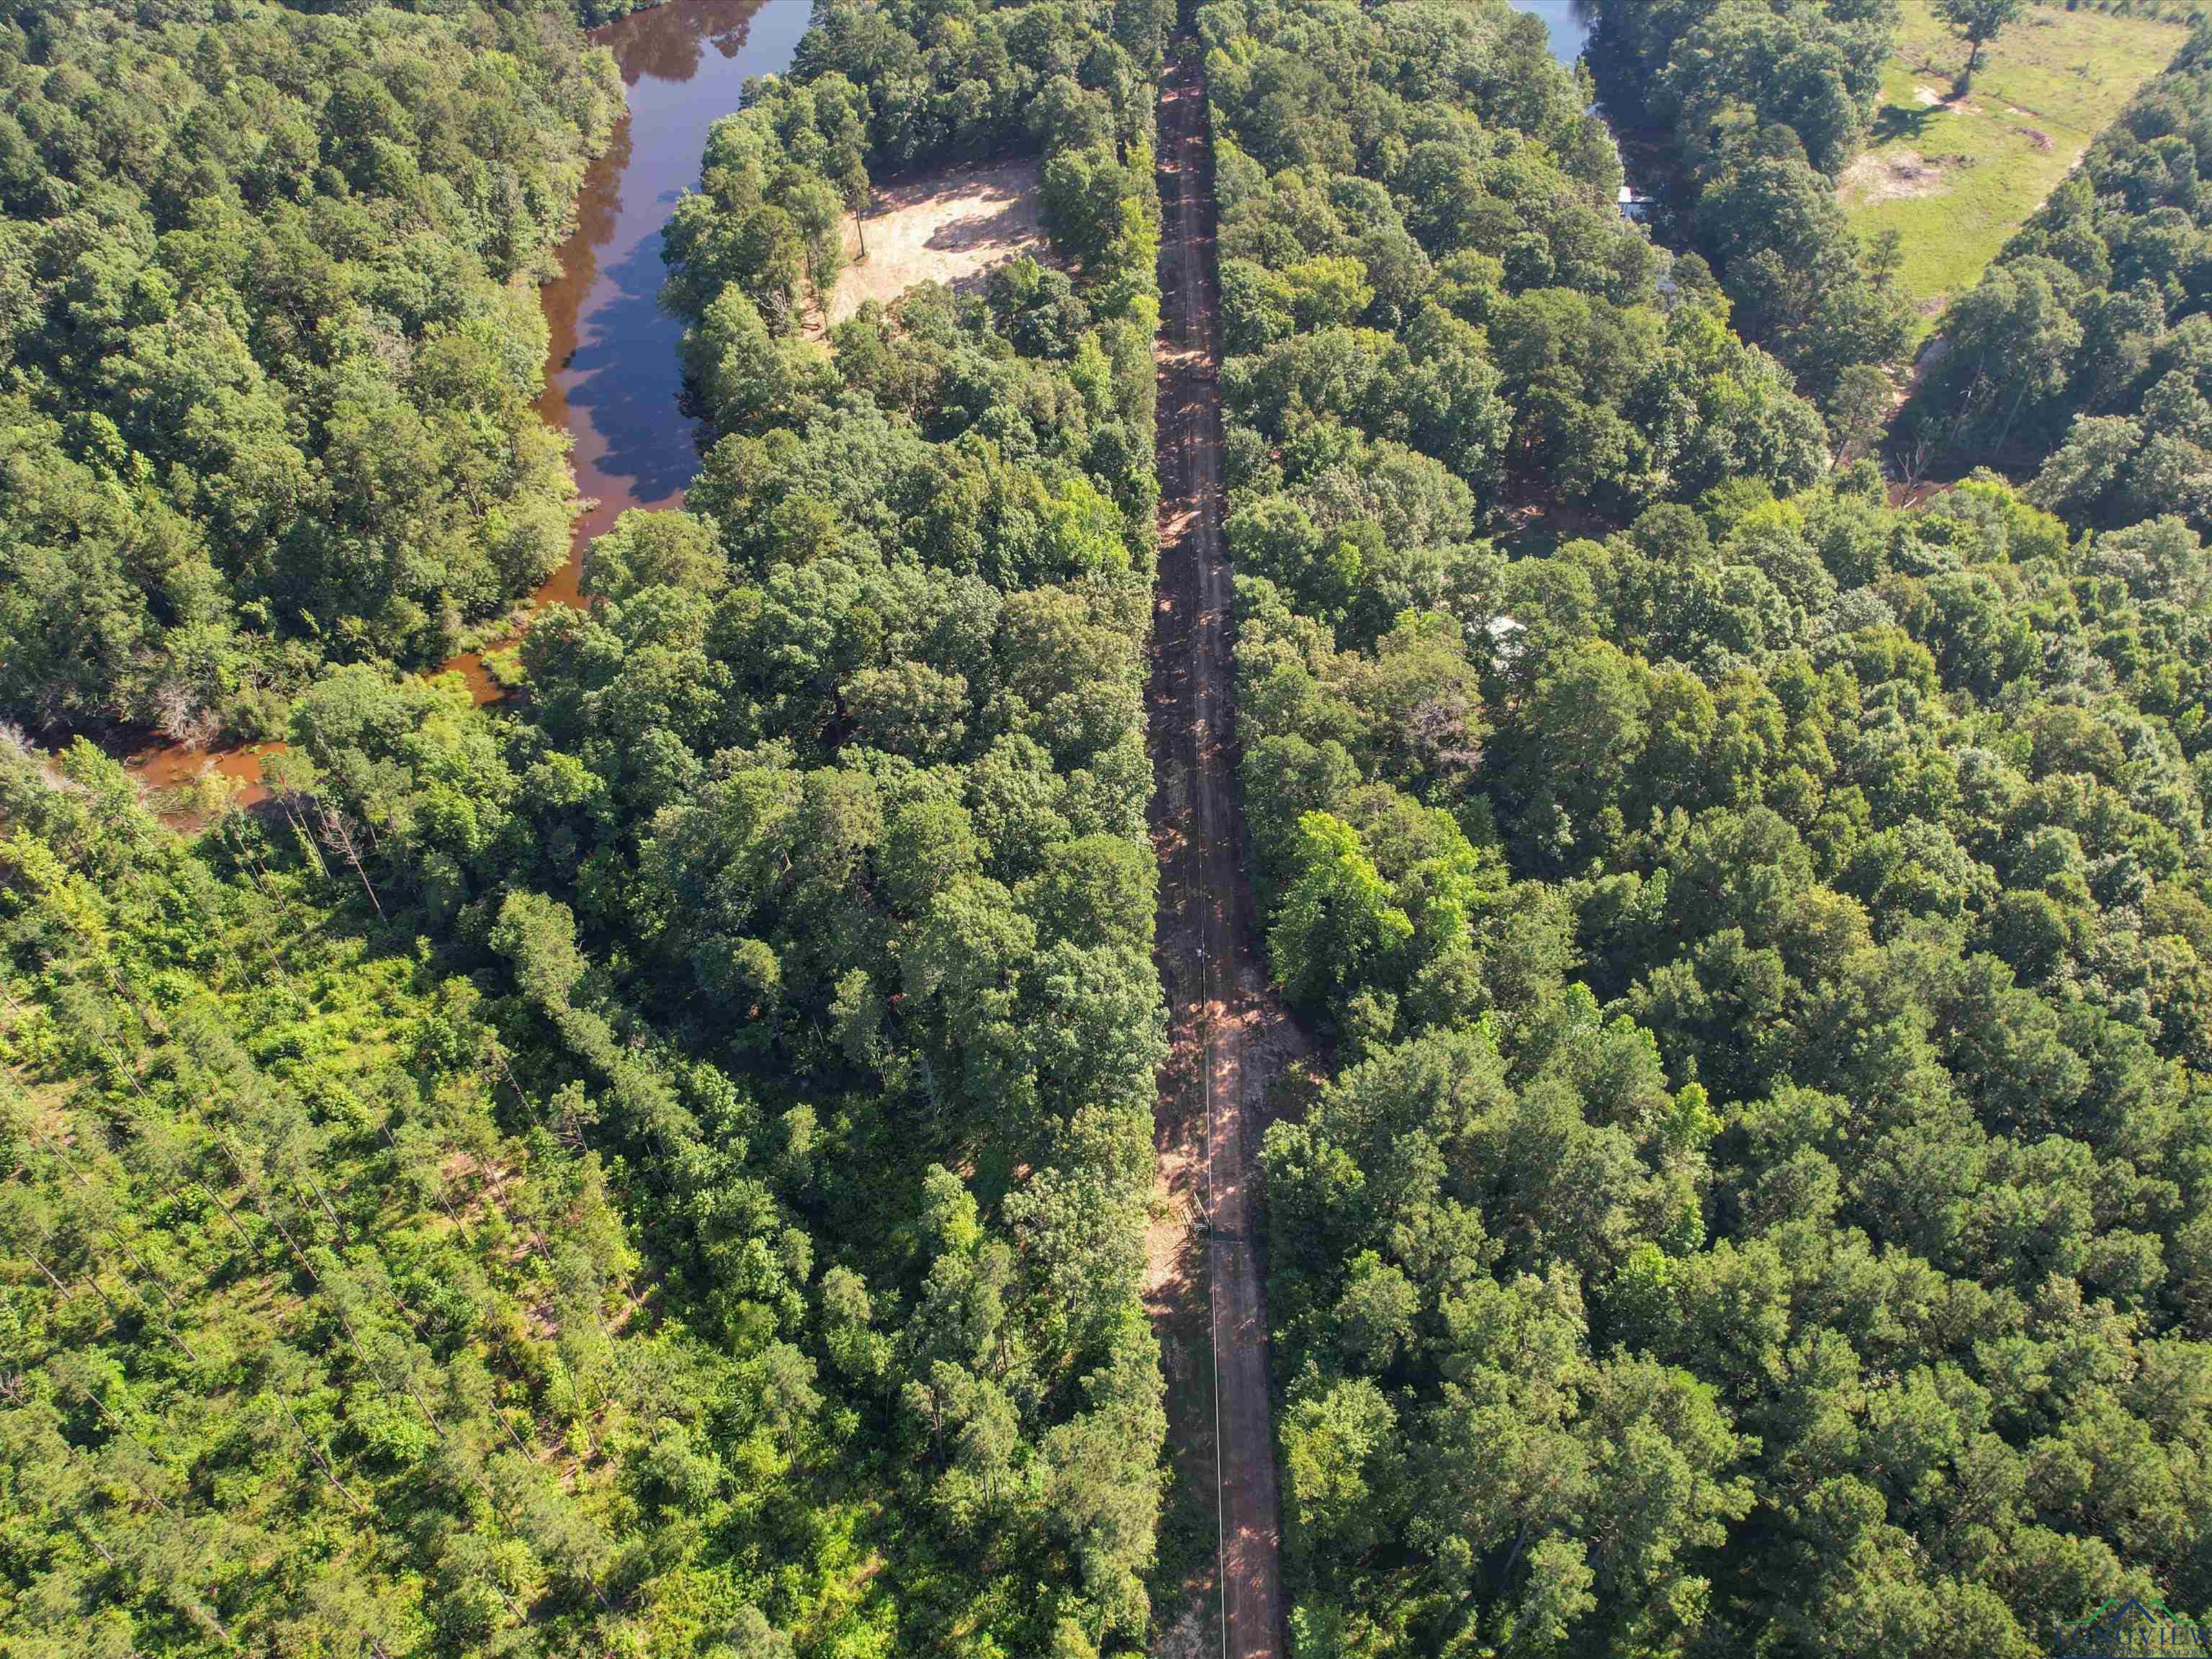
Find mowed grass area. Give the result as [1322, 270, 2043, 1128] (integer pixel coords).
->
[1840, 0, 2188, 327]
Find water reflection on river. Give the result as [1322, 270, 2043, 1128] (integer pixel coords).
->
[127, 0, 810, 809]
[1514, 0, 1598, 64]
[526, 0, 813, 594]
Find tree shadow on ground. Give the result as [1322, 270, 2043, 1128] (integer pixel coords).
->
[1872, 102, 1942, 144]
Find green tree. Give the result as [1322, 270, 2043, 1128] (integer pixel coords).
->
[1268, 812, 1415, 1020]
[1935, 0, 2027, 91]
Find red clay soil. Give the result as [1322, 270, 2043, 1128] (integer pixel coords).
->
[1146, 45, 1309, 1659]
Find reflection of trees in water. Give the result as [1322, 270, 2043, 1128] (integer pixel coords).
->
[559, 229, 701, 505]
[547, 0, 784, 508]
[544, 117, 632, 366]
[603, 0, 761, 86]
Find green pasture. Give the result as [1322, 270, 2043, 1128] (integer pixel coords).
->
[1842, 0, 2188, 327]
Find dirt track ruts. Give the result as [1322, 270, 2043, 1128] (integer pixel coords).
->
[1146, 43, 1306, 1659]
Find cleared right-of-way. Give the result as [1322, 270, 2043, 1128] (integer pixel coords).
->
[1146, 40, 1308, 1659]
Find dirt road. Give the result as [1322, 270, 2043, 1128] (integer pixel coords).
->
[1146, 44, 1306, 1659]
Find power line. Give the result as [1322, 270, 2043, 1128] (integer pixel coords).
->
[1164, 45, 1232, 1659]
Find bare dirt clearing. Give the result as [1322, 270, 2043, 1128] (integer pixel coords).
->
[817, 158, 1048, 331]
[1841, 147, 1951, 202]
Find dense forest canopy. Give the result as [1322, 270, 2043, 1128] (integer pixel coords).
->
[7, 0, 2212, 1654]
[1202, 0, 1830, 521]
[2, 741, 687, 1659]
[1252, 471, 2212, 1656]
[1193, 0, 2212, 1655]
[0, 0, 624, 744]
[4, 0, 1184, 1653]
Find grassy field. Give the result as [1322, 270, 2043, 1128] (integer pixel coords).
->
[1840, 0, 2188, 327]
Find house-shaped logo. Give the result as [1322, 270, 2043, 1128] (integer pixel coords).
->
[2052, 1596, 2210, 1657]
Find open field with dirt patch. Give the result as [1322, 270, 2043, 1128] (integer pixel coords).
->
[816, 156, 1047, 331]
[1842, 0, 2185, 326]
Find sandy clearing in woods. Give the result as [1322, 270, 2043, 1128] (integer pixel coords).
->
[814, 156, 1049, 333]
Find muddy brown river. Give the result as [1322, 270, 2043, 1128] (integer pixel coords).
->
[126, 0, 809, 809]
